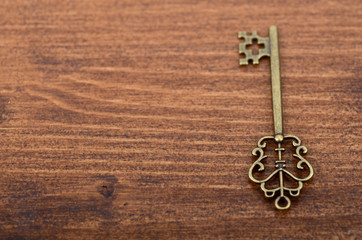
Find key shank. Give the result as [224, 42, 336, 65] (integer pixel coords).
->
[269, 26, 283, 142]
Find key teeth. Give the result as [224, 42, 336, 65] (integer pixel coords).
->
[239, 59, 248, 66]
[238, 30, 270, 66]
[240, 57, 259, 66]
[238, 31, 248, 39]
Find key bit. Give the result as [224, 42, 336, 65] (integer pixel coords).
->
[238, 30, 270, 65]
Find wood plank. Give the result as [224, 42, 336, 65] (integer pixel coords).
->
[0, 0, 361, 239]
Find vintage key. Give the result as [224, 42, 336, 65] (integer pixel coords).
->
[238, 26, 314, 210]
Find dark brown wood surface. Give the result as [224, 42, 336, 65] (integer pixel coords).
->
[0, 0, 361, 239]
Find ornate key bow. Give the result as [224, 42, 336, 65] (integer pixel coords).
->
[239, 26, 314, 210]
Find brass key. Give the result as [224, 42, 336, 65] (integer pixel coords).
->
[239, 26, 313, 210]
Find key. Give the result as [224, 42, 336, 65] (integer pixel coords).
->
[238, 26, 314, 210]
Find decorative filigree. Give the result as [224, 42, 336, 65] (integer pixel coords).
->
[248, 135, 314, 210]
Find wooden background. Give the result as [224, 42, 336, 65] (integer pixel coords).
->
[0, 0, 361, 239]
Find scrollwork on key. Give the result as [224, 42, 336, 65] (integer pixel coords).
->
[248, 135, 313, 210]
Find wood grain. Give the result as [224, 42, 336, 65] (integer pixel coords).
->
[0, 0, 361, 239]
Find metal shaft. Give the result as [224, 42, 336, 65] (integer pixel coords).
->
[269, 26, 283, 140]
